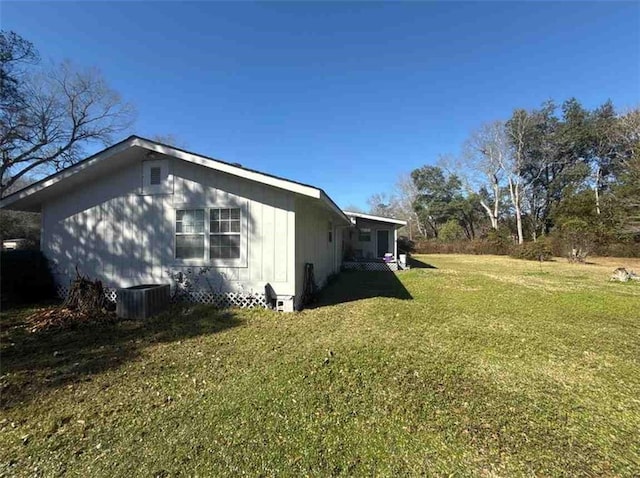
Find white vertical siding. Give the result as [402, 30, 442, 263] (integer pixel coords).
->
[41, 152, 297, 297]
[294, 196, 339, 308]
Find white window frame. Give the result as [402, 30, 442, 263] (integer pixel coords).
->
[173, 200, 248, 268]
[142, 159, 172, 195]
[358, 227, 372, 242]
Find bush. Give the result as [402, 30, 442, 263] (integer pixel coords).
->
[397, 235, 415, 255]
[0, 250, 56, 304]
[510, 240, 553, 262]
[414, 236, 512, 256]
[556, 219, 595, 263]
[439, 220, 465, 242]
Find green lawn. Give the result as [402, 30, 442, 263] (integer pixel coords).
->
[1, 255, 640, 476]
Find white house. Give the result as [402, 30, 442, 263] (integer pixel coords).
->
[0, 136, 406, 310]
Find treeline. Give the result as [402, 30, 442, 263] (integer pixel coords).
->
[366, 98, 640, 259]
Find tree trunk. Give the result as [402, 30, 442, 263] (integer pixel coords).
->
[594, 165, 601, 215]
[509, 178, 524, 244]
[479, 199, 498, 230]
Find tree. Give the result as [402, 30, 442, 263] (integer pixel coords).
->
[610, 108, 640, 234]
[411, 166, 464, 239]
[0, 31, 38, 109]
[392, 173, 425, 239]
[462, 121, 507, 230]
[504, 109, 531, 244]
[149, 134, 188, 149]
[342, 204, 365, 213]
[366, 192, 392, 217]
[0, 31, 135, 197]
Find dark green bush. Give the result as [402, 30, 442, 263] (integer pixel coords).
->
[1, 250, 56, 304]
[397, 235, 416, 254]
[510, 240, 553, 262]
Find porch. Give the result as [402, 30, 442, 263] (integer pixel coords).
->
[341, 211, 407, 272]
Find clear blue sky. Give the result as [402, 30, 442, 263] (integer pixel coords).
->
[3, 1, 639, 209]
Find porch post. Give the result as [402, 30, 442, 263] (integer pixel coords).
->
[394, 227, 398, 260]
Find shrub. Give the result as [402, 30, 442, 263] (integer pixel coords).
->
[397, 235, 415, 255]
[510, 240, 553, 262]
[0, 250, 56, 304]
[439, 220, 465, 242]
[413, 236, 512, 256]
[557, 219, 595, 263]
[486, 227, 514, 255]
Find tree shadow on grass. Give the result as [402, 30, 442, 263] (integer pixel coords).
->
[310, 270, 412, 308]
[0, 304, 243, 409]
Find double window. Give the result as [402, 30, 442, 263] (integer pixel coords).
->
[175, 207, 242, 261]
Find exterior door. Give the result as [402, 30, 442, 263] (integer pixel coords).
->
[377, 230, 389, 257]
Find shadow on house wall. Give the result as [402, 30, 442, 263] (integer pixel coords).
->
[43, 151, 295, 293]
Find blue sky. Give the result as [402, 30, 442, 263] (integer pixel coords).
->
[3, 1, 639, 209]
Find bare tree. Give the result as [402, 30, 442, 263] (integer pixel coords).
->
[366, 192, 391, 216]
[393, 173, 424, 239]
[1, 31, 135, 197]
[149, 134, 188, 149]
[462, 121, 507, 230]
[503, 110, 530, 244]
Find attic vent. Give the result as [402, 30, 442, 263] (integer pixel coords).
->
[150, 167, 162, 185]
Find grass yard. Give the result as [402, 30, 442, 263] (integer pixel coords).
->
[1, 255, 640, 476]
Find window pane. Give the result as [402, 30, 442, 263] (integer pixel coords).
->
[177, 209, 204, 233]
[220, 221, 230, 233]
[210, 221, 220, 233]
[221, 209, 230, 220]
[210, 246, 222, 259]
[230, 220, 240, 233]
[229, 246, 240, 258]
[210, 235, 222, 247]
[230, 208, 240, 220]
[176, 235, 204, 259]
[211, 209, 220, 220]
[182, 210, 195, 222]
[176, 223, 183, 233]
[228, 235, 240, 247]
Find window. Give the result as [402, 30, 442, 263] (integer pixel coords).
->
[358, 228, 371, 242]
[175, 209, 205, 259]
[175, 207, 243, 262]
[210, 208, 241, 259]
[150, 167, 162, 185]
[328, 221, 333, 243]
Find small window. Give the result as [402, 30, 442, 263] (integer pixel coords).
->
[358, 228, 371, 242]
[328, 222, 333, 243]
[150, 167, 162, 185]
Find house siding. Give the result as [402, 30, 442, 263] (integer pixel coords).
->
[42, 152, 297, 300]
[294, 196, 339, 309]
